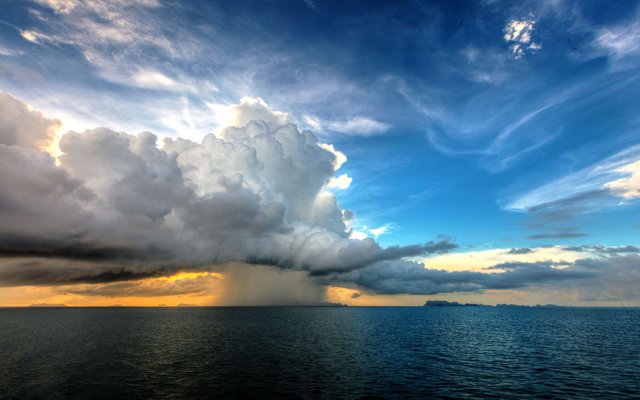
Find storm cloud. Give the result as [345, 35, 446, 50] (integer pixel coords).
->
[323, 259, 596, 295]
[0, 92, 455, 288]
[3, 92, 636, 302]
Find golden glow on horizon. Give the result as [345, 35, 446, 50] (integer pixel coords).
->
[0, 271, 223, 307]
[156, 271, 224, 282]
[421, 246, 588, 272]
[1, 250, 634, 307]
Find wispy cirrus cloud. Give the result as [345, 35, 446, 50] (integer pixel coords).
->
[302, 115, 391, 136]
[595, 17, 640, 59]
[506, 145, 640, 216]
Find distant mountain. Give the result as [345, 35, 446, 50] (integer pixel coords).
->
[319, 302, 348, 307]
[495, 303, 566, 309]
[424, 300, 566, 308]
[27, 303, 68, 308]
[424, 300, 483, 307]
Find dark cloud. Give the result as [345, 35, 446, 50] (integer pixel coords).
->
[527, 232, 588, 240]
[553, 254, 640, 302]
[562, 245, 640, 254]
[485, 260, 571, 270]
[324, 259, 596, 295]
[528, 189, 614, 221]
[317, 251, 640, 301]
[506, 247, 534, 254]
[0, 257, 185, 287]
[63, 274, 221, 298]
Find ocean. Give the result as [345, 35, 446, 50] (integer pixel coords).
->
[1, 307, 638, 399]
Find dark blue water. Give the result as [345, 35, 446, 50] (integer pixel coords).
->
[1, 307, 639, 399]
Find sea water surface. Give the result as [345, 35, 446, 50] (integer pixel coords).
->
[1, 307, 639, 399]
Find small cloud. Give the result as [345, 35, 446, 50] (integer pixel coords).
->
[302, 115, 322, 131]
[507, 247, 534, 254]
[504, 16, 542, 59]
[34, 0, 77, 14]
[527, 232, 588, 240]
[132, 69, 176, 89]
[369, 224, 393, 239]
[349, 230, 368, 240]
[0, 45, 23, 57]
[327, 173, 352, 190]
[304, 115, 391, 136]
[20, 30, 54, 44]
[319, 143, 347, 170]
[327, 117, 390, 136]
[603, 160, 640, 199]
[349, 223, 394, 240]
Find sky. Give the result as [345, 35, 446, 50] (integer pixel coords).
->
[0, 0, 639, 306]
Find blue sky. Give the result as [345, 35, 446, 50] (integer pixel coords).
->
[0, 0, 639, 305]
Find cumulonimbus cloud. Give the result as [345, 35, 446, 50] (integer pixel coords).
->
[0, 92, 455, 287]
[4, 91, 636, 301]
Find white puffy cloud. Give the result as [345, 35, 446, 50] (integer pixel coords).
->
[0, 93, 60, 150]
[327, 173, 352, 190]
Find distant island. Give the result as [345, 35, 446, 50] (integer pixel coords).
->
[27, 303, 68, 308]
[424, 300, 484, 307]
[424, 300, 565, 308]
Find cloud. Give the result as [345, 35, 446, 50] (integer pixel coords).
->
[604, 160, 640, 199]
[212, 97, 295, 129]
[34, 0, 80, 14]
[132, 70, 177, 89]
[63, 272, 222, 298]
[503, 16, 542, 59]
[0, 92, 453, 287]
[506, 145, 640, 216]
[5, 92, 634, 302]
[19, 30, 55, 45]
[527, 231, 588, 240]
[325, 250, 640, 301]
[301, 115, 391, 136]
[596, 18, 640, 59]
[326, 117, 391, 136]
[326, 258, 594, 295]
[368, 224, 392, 239]
[327, 173, 352, 190]
[562, 245, 640, 255]
[507, 248, 534, 254]
[0, 93, 60, 150]
[422, 245, 587, 272]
